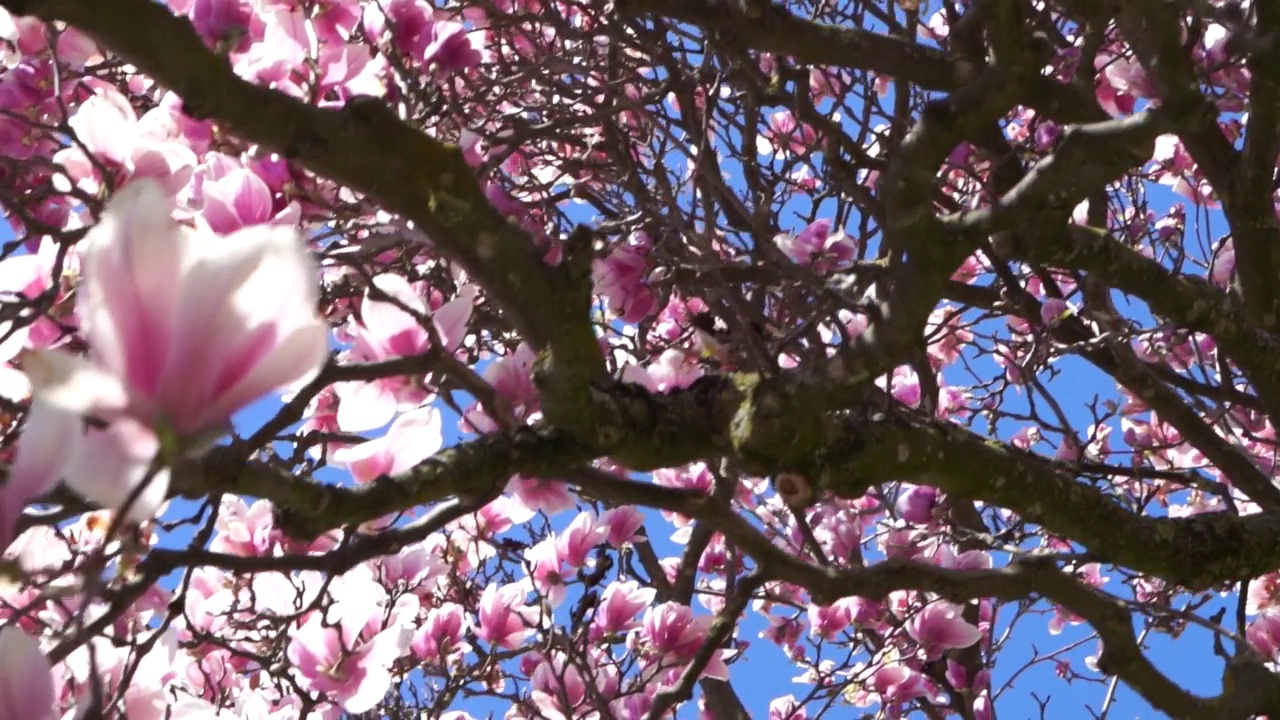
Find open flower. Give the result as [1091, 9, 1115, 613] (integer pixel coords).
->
[906, 600, 983, 659]
[3, 180, 329, 547]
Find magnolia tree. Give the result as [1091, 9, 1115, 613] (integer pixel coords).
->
[0, 0, 1277, 717]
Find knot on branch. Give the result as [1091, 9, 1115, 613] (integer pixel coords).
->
[728, 374, 825, 475]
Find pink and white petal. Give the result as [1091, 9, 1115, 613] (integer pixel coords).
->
[0, 366, 28, 405]
[387, 406, 444, 474]
[700, 649, 731, 681]
[339, 662, 393, 715]
[61, 417, 168, 523]
[332, 436, 393, 484]
[158, 225, 326, 433]
[155, 227, 301, 407]
[939, 619, 983, 649]
[335, 381, 397, 433]
[22, 351, 129, 417]
[364, 623, 413, 669]
[359, 300, 420, 348]
[79, 180, 188, 395]
[129, 142, 198, 197]
[0, 323, 29, 365]
[67, 93, 136, 164]
[193, 321, 330, 434]
[0, 403, 80, 550]
[370, 274, 426, 312]
[432, 286, 475, 353]
[0, 627, 55, 720]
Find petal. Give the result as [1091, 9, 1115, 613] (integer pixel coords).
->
[22, 351, 128, 417]
[0, 323, 29, 365]
[360, 300, 420, 351]
[153, 224, 327, 434]
[194, 320, 329, 434]
[340, 664, 392, 715]
[0, 627, 54, 718]
[938, 618, 983, 649]
[335, 381, 397, 433]
[331, 436, 393, 484]
[700, 649, 731, 681]
[79, 180, 187, 398]
[3, 401, 83, 547]
[387, 406, 444, 475]
[432, 286, 475, 353]
[61, 417, 168, 523]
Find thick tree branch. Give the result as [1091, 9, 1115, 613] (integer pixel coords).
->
[156, 379, 1280, 594]
[947, 110, 1168, 234]
[818, 406, 1280, 591]
[612, 0, 966, 91]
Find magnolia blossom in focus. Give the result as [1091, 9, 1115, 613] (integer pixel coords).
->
[906, 600, 983, 659]
[3, 180, 329, 547]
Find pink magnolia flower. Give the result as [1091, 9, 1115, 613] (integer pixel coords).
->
[769, 694, 807, 720]
[1039, 298, 1075, 328]
[633, 602, 730, 682]
[362, 0, 433, 51]
[331, 406, 444, 483]
[0, 627, 55, 720]
[896, 484, 939, 525]
[507, 475, 577, 517]
[593, 232, 658, 323]
[810, 67, 849, 101]
[188, 0, 254, 52]
[198, 165, 301, 235]
[209, 497, 278, 556]
[1249, 610, 1280, 661]
[286, 579, 415, 714]
[364, 1, 482, 76]
[937, 545, 993, 572]
[813, 508, 867, 564]
[287, 615, 411, 713]
[622, 348, 703, 393]
[475, 583, 537, 649]
[906, 601, 983, 658]
[557, 511, 608, 568]
[56, 90, 198, 196]
[525, 537, 568, 606]
[419, 19, 483, 78]
[410, 602, 469, 664]
[592, 580, 657, 641]
[600, 506, 645, 548]
[758, 110, 817, 157]
[0, 244, 68, 351]
[867, 664, 928, 710]
[1050, 563, 1110, 633]
[531, 654, 588, 720]
[79, 180, 328, 434]
[375, 542, 446, 595]
[337, 276, 474, 432]
[462, 343, 540, 433]
[3, 180, 328, 547]
[807, 601, 852, 641]
[774, 219, 856, 272]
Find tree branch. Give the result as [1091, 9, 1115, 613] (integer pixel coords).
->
[611, 0, 967, 91]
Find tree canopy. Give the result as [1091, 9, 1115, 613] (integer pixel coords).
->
[0, 0, 1277, 717]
